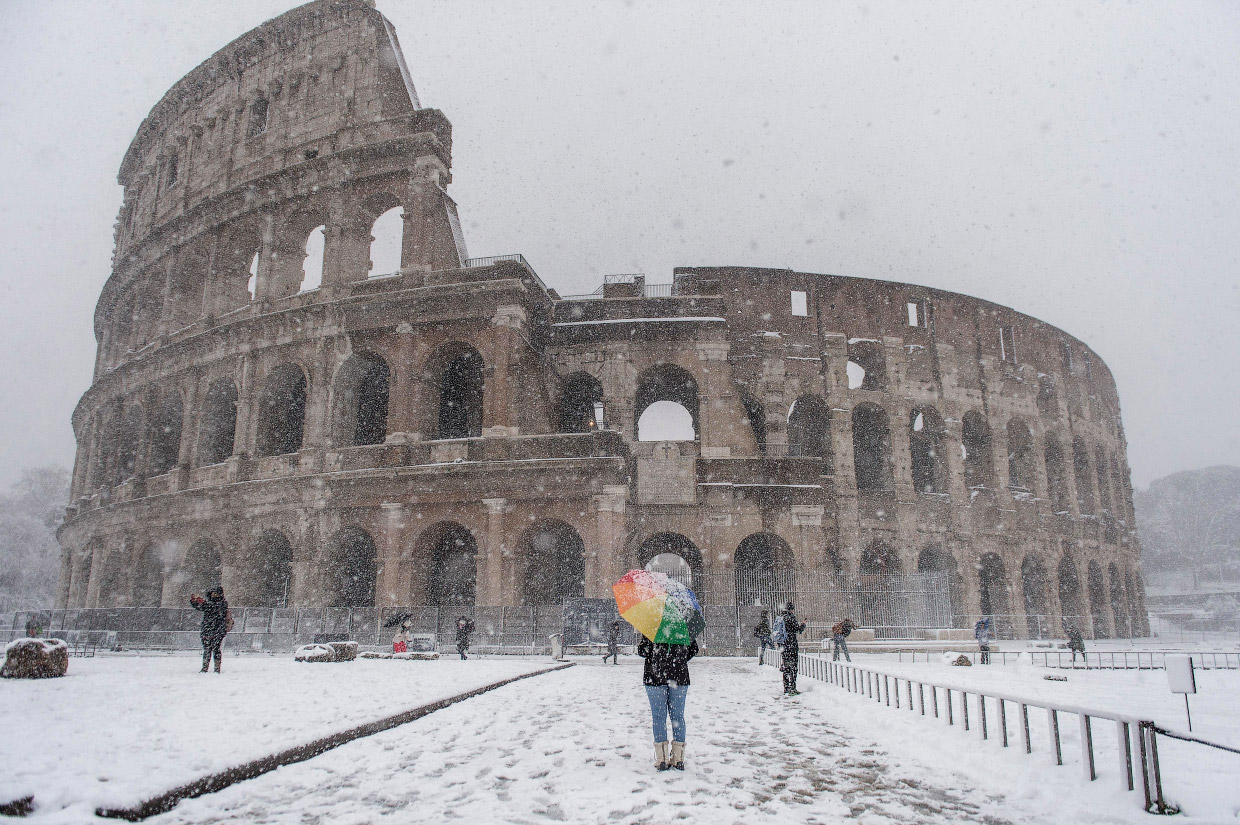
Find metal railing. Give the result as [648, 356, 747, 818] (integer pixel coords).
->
[463, 254, 550, 296]
[763, 649, 1190, 814]
[892, 649, 1240, 670]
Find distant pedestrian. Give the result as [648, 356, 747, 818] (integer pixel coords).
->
[604, 620, 622, 664]
[778, 602, 807, 696]
[392, 619, 411, 654]
[975, 618, 992, 665]
[1066, 624, 1086, 665]
[831, 618, 855, 662]
[753, 611, 775, 664]
[455, 616, 475, 660]
[638, 636, 698, 771]
[190, 587, 231, 673]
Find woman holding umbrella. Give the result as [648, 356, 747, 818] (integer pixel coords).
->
[614, 569, 705, 772]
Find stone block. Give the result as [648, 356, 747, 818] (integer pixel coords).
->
[1, 638, 69, 679]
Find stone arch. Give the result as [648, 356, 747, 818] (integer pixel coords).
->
[1057, 551, 1086, 634]
[131, 542, 164, 607]
[116, 404, 144, 481]
[323, 527, 378, 608]
[215, 218, 264, 311]
[1021, 556, 1052, 638]
[978, 552, 1010, 634]
[415, 522, 478, 606]
[1044, 436, 1071, 513]
[961, 411, 995, 488]
[1006, 418, 1036, 492]
[852, 403, 893, 491]
[267, 207, 329, 299]
[94, 544, 130, 607]
[168, 243, 209, 329]
[256, 363, 307, 456]
[197, 379, 238, 465]
[1108, 562, 1130, 638]
[858, 540, 903, 632]
[239, 530, 294, 607]
[909, 406, 948, 494]
[1073, 438, 1096, 516]
[519, 520, 586, 605]
[918, 544, 962, 625]
[365, 194, 405, 278]
[788, 394, 831, 462]
[734, 532, 795, 609]
[846, 340, 886, 390]
[331, 351, 391, 447]
[148, 390, 184, 476]
[429, 343, 484, 439]
[635, 364, 699, 442]
[1087, 560, 1109, 637]
[638, 533, 703, 591]
[179, 537, 223, 602]
[556, 372, 604, 433]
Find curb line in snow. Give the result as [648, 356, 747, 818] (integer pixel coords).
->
[90, 662, 574, 822]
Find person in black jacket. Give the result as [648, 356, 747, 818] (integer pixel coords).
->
[603, 620, 622, 665]
[779, 602, 807, 696]
[753, 611, 774, 665]
[638, 637, 698, 771]
[189, 587, 230, 673]
[455, 616, 475, 660]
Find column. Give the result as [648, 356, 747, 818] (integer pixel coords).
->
[480, 498, 508, 605]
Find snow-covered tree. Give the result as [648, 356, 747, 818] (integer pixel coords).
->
[0, 465, 69, 612]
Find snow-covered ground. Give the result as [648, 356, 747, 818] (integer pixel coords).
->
[2, 651, 1236, 823]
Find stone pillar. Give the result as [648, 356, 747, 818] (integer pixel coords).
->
[384, 324, 419, 442]
[233, 354, 257, 460]
[694, 340, 735, 457]
[375, 503, 407, 606]
[251, 214, 280, 303]
[483, 307, 525, 437]
[177, 373, 201, 480]
[321, 199, 370, 290]
[401, 157, 462, 272]
[592, 485, 628, 597]
[480, 499, 508, 605]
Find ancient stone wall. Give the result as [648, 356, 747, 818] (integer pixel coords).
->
[57, 0, 1148, 639]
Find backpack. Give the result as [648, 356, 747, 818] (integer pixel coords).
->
[831, 622, 844, 636]
[770, 615, 788, 645]
[224, 608, 234, 634]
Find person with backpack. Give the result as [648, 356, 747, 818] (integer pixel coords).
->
[774, 602, 807, 696]
[753, 610, 775, 664]
[974, 618, 993, 664]
[190, 586, 231, 673]
[831, 618, 855, 662]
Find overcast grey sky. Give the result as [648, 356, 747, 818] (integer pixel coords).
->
[0, 0, 1237, 490]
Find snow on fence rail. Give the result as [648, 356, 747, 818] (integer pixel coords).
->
[762, 650, 1197, 814]
[892, 650, 1240, 670]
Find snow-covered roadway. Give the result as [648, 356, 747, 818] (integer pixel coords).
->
[152, 658, 1156, 825]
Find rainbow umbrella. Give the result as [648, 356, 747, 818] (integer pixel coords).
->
[612, 569, 705, 644]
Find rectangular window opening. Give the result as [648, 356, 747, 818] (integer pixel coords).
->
[907, 299, 928, 327]
[999, 326, 1016, 363]
[249, 98, 269, 138]
[165, 154, 179, 189]
[791, 290, 808, 317]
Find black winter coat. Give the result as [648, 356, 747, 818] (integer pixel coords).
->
[455, 619, 475, 647]
[191, 594, 229, 640]
[638, 638, 698, 686]
[779, 610, 806, 660]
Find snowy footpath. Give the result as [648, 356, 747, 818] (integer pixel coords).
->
[4, 654, 1237, 823]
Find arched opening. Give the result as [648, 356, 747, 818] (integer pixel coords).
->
[520, 521, 586, 605]
[332, 352, 390, 446]
[216, 220, 263, 310]
[1087, 560, 1109, 638]
[635, 365, 699, 441]
[95, 547, 129, 607]
[788, 395, 831, 461]
[852, 403, 892, 491]
[961, 411, 994, 488]
[242, 530, 293, 607]
[117, 405, 144, 482]
[909, 406, 948, 494]
[846, 340, 886, 390]
[148, 392, 183, 476]
[423, 523, 477, 606]
[300, 225, 326, 293]
[556, 372, 604, 433]
[1057, 552, 1085, 634]
[324, 527, 378, 608]
[1006, 419, 1036, 491]
[1109, 563, 1130, 638]
[1044, 436, 1071, 513]
[132, 543, 164, 607]
[256, 364, 307, 456]
[168, 245, 208, 329]
[918, 545, 961, 626]
[1021, 557, 1051, 638]
[434, 345, 484, 439]
[197, 379, 238, 465]
[368, 205, 404, 278]
[179, 538, 222, 602]
[1073, 438, 1095, 516]
[740, 393, 766, 454]
[638, 533, 703, 592]
[978, 553, 1010, 633]
[734, 533, 795, 609]
[859, 541, 903, 632]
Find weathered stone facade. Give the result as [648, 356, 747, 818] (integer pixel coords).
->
[57, 0, 1148, 638]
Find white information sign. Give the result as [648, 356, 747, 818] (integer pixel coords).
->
[1166, 654, 1196, 694]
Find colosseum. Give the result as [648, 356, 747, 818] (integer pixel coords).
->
[52, 0, 1148, 650]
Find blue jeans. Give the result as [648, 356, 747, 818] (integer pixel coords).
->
[644, 685, 688, 742]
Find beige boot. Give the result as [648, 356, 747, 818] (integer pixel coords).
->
[669, 741, 685, 771]
[654, 741, 669, 771]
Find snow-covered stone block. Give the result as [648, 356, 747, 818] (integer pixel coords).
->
[1, 638, 69, 679]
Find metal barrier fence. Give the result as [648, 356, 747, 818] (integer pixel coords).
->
[892, 650, 1240, 670]
[763, 649, 1186, 814]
